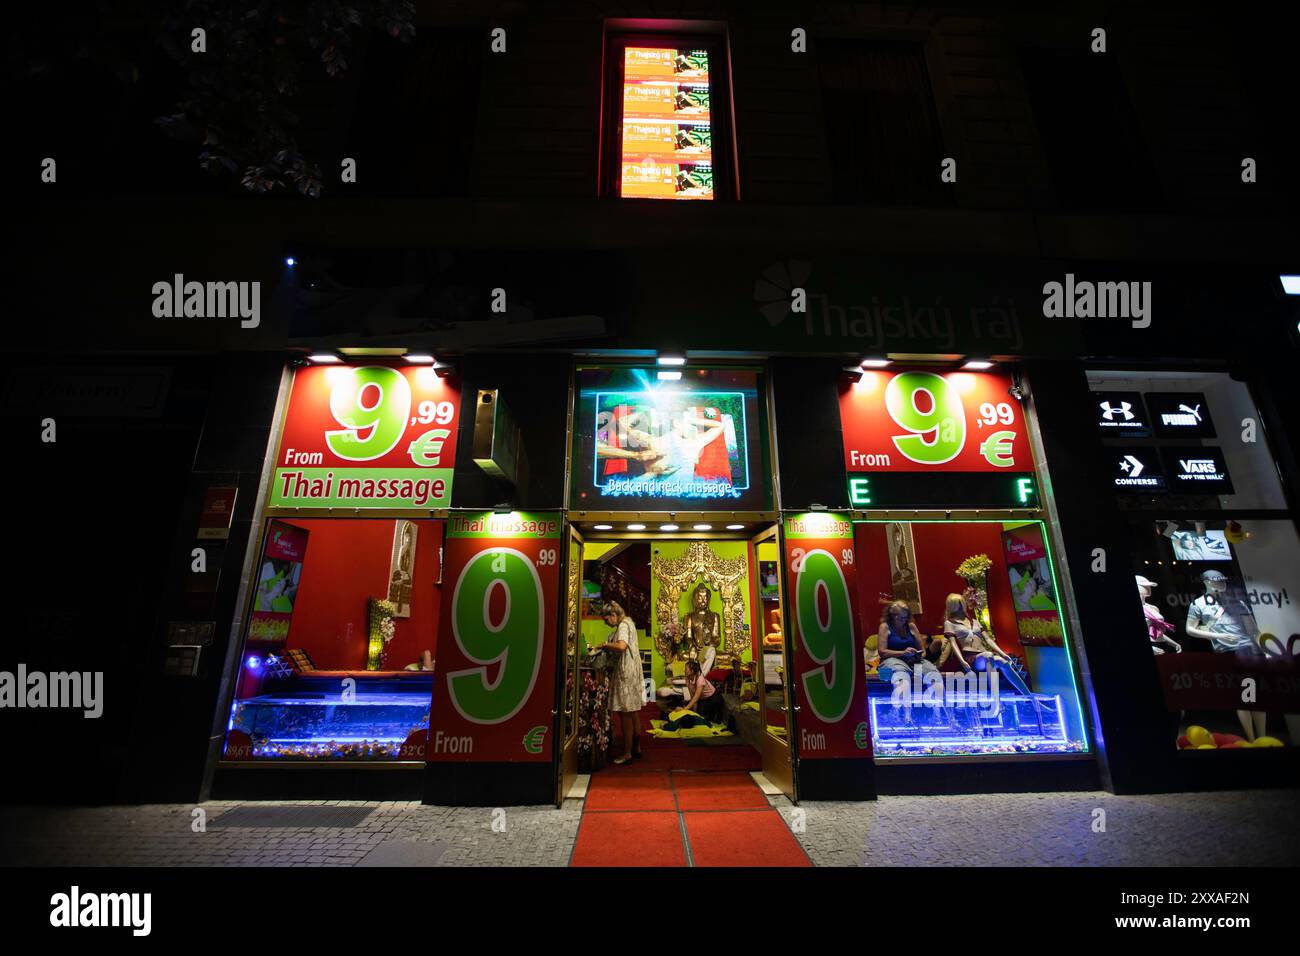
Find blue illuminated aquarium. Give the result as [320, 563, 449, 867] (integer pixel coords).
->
[228, 675, 433, 760]
[868, 681, 1086, 757]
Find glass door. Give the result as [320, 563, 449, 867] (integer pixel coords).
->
[557, 524, 584, 805]
[753, 525, 796, 800]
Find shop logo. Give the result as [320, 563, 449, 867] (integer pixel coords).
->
[1162, 404, 1203, 427]
[1100, 401, 1134, 421]
[1179, 457, 1217, 474]
[1120, 454, 1146, 477]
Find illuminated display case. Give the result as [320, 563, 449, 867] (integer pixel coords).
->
[229, 674, 433, 760]
[868, 683, 1078, 756]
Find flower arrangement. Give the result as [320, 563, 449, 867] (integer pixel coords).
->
[367, 598, 398, 670]
[955, 554, 993, 584]
[956, 554, 994, 636]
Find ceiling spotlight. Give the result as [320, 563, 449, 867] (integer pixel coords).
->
[627, 523, 646, 531]
[405, 353, 436, 364]
[842, 365, 864, 383]
[593, 524, 612, 531]
[726, 524, 745, 530]
[962, 359, 994, 370]
[860, 358, 891, 368]
[693, 524, 713, 531]
[657, 370, 683, 381]
[657, 354, 687, 366]
[659, 523, 679, 531]
[308, 352, 342, 364]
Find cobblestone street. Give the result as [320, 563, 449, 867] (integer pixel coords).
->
[2, 788, 1295, 867]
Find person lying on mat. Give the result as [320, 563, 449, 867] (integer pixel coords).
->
[682, 659, 731, 730]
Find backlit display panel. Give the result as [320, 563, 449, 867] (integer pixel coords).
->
[619, 46, 714, 200]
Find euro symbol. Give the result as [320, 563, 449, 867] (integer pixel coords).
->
[522, 725, 547, 754]
[978, 430, 1016, 468]
[853, 721, 870, 750]
[408, 428, 450, 466]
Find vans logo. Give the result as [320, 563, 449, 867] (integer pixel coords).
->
[1179, 458, 1218, 474]
[151, 274, 260, 328]
[1042, 273, 1151, 328]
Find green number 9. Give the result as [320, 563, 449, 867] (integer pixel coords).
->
[447, 549, 544, 724]
[325, 366, 411, 461]
[885, 371, 966, 465]
[796, 549, 855, 723]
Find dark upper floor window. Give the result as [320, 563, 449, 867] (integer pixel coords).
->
[815, 38, 949, 205]
[1018, 47, 1165, 212]
[601, 31, 734, 200]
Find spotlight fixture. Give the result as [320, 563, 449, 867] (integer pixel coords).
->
[656, 353, 687, 366]
[432, 360, 456, 379]
[860, 358, 891, 368]
[809, 502, 827, 511]
[593, 524, 612, 531]
[1280, 275, 1300, 295]
[657, 370, 683, 381]
[693, 524, 713, 531]
[725, 524, 745, 530]
[842, 365, 864, 383]
[308, 352, 342, 364]
[627, 523, 646, 531]
[659, 523, 680, 531]
[962, 359, 994, 370]
[493, 502, 513, 515]
[405, 353, 436, 364]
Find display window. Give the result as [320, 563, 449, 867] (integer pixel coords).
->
[224, 518, 443, 761]
[601, 32, 733, 201]
[1130, 519, 1300, 750]
[854, 519, 1091, 758]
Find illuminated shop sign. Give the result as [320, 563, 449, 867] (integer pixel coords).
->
[1147, 392, 1216, 438]
[570, 367, 769, 511]
[270, 365, 461, 510]
[1092, 390, 1151, 437]
[1110, 446, 1166, 492]
[1161, 446, 1234, 494]
[839, 368, 1036, 507]
[620, 46, 714, 200]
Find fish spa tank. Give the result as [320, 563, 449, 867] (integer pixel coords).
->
[225, 666, 434, 761]
[868, 680, 1084, 757]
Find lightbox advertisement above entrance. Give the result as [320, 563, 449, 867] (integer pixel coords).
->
[839, 368, 1037, 508]
[270, 364, 461, 510]
[570, 366, 771, 511]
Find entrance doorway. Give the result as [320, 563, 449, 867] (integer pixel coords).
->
[557, 518, 796, 804]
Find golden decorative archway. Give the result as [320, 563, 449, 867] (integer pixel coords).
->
[652, 541, 749, 666]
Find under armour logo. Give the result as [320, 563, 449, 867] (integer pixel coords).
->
[1099, 401, 1134, 421]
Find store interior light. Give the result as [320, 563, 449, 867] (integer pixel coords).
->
[659, 523, 679, 531]
[726, 524, 745, 530]
[627, 523, 646, 531]
[693, 524, 713, 531]
[593, 524, 612, 530]
[860, 357, 891, 368]
[1280, 275, 1300, 295]
[657, 370, 683, 381]
[405, 353, 436, 364]
[962, 359, 995, 370]
[657, 354, 687, 366]
[308, 352, 342, 364]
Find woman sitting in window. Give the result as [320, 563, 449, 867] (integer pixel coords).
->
[943, 593, 1033, 697]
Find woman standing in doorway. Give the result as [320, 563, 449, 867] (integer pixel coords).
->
[599, 601, 644, 765]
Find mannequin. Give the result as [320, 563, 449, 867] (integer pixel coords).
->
[1184, 569, 1265, 741]
[1136, 575, 1181, 654]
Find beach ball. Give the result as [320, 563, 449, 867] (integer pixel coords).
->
[1186, 725, 1214, 748]
[1253, 736, 1284, 748]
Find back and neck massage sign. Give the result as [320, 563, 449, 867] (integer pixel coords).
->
[270, 364, 461, 509]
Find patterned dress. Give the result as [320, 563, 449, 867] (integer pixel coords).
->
[609, 618, 644, 713]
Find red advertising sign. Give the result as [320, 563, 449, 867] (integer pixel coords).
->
[271, 364, 461, 509]
[425, 512, 562, 763]
[784, 513, 872, 759]
[247, 520, 309, 645]
[1154, 652, 1300, 712]
[840, 367, 1033, 473]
